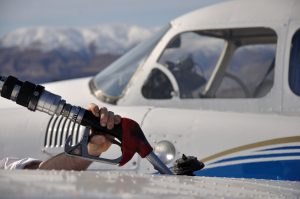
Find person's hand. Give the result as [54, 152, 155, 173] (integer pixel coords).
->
[86, 103, 121, 157]
[38, 104, 121, 171]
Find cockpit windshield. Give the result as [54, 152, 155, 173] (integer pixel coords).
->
[90, 25, 170, 103]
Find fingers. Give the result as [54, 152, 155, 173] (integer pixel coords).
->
[99, 107, 108, 127]
[85, 103, 122, 156]
[86, 103, 121, 130]
[87, 103, 100, 117]
[88, 135, 112, 156]
[99, 107, 122, 129]
[107, 111, 114, 130]
[90, 135, 111, 146]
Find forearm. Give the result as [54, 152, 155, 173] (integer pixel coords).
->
[38, 153, 92, 171]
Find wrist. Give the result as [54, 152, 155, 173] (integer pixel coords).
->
[38, 153, 93, 171]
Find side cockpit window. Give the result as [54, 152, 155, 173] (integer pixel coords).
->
[289, 29, 300, 96]
[153, 28, 276, 99]
[216, 43, 275, 98]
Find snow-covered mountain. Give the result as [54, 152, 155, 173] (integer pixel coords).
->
[0, 24, 157, 54]
[0, 25, 158, 83]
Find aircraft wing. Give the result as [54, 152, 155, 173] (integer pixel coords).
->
[1, 170, 299, 199]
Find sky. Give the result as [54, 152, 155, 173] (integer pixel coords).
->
[0, 0, 225, 37]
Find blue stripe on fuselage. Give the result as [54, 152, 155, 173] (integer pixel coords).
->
[195, 160, 300, 181]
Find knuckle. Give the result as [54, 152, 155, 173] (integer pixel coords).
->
[87, 103, 96, 110]
[100, 107, 108, 113]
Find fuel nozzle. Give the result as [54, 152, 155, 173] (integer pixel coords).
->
[0, 75, 174, 175]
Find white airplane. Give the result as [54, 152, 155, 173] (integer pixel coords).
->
[1, 0, 300, 198]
